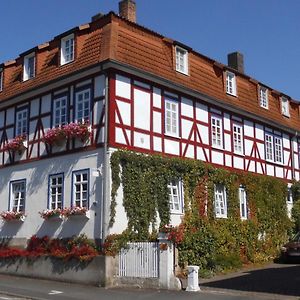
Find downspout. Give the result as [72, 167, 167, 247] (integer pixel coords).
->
[100, 73, 110, 243]
[291, 131, 298, 181]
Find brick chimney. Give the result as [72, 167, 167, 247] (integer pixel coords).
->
[119, 0, 136, 23]
[227, 52, 244, 73]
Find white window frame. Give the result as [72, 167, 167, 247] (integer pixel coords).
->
[165, 97, 179, 137]
[233, 123, 243, 155]
[214, 184, 227, 218]
[23, 52, 35, 81]
[265, 133, 274, 161]
[281, 96, 290, 117]
[0, 70, 3, 92]
[259, 86, 268, 109]
[72, 170, 89, 208]
[168, 180, 184, 214]
[226, 71, 237, 96]
[53, 96, 68, 127]
[175, 46, 188, 75]
[49, 174, 64, 210]
[239, 187, 248, 220]
[274, 136, 283, 163]
[16, 108, 28, 136]
[211, 115, 223, 149]
[60, 34, 74, 65]
[10, 180, 26, 212]
[75, 89, 91, 122]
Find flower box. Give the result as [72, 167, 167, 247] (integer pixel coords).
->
[62, 207, 90, 219]
[4, 135, 27, 154]
[42, 127, 67, 146]
[0, 211, 26, 222]
[39, 209, 63, 221]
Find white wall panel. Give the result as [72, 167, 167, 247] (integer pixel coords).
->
[244, 140, 253, 156]
[153, 136, 162, 152]
[116, 100, 131, 126]
[244, 120, 254, 137]
[115, 127, 128, 145]
[181, 97, 193, 117]
[197, 147, 206, 162]
[256, 163, 263, 174]
[153, 112, 161, 134]
[116, 74, 131, 99]
[284, 151, 290, 166]
[196, 103, 208, 123]
[184, 144, 194, 158]
[181, 119, 193, 140]
[294, 154, 299, 170]
[29, 120, 37, 141]
[41, 94, 51, 114]
[223, 113, 231, 131]
[94, 75, 105, 98]
[224, 133, 231, 151]
[255, 124, 264, 141]
[153, 88, 161, 108]
[134, 132, 150, 149]
[134, 89, 150, 131]
[225, 154, 232, 167]
[196, 124, 209, 144]
[283, 134, 290, 149]
[6, 108, 14, 126]
[233, 156, 243, 170]
[266, 164, 274, 176]
[257, 143, 265, 160]
[164, 139, 180, 155]
[275, 167, 284, 178]
[248, 160, 255, 172]
[30, 99, 39, 117]
[211, 150, 223, 165]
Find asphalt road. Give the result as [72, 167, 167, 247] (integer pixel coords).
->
[0, 262, 299, 300]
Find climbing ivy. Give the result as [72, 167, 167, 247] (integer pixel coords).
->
[110, 150, 293, 272]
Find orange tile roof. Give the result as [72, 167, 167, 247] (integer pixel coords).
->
[0, 12, 299, 133]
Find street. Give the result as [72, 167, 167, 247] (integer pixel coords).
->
[0, 263, 299, 300]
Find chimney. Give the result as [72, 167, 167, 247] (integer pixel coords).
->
[227, 52, 244, 73]
[91, 12, 104, 22]
[119, 0, 136, 23]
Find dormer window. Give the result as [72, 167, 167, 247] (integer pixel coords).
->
[60, 34, 74, 65]
[175, 46, 188, 75]
[0, 70, 3, 92]
[226, 71, 237, 96]
[23, 53, 35, 81]
[281, 96, 290, 117]
[259, 86, 268, 109]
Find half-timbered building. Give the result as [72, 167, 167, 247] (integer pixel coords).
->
[0, 0, 297, 245]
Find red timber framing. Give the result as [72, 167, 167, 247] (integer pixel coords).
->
[0, 73, 106, 168]
[108, 71, 296, 182]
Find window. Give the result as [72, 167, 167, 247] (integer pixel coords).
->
[0, 70, 3, 92]
[49, 174, 64, 209]
[265, 134, 273, 161]
[168, 180, 183, 214]
[239, 187, 248, 220]
[53, 96, 68, 127]
[287, 187, 293, 218]
[233, 123, 243, 154]
[16, 108, 28, 136]
[175, 46, 188, 75]
[265, 133, 283, 163]
[60, 34, 74, 65]
[23, 53, 35, 81]
[72, 170, 89, 208]
[211, 115, 223, 149]
[165, 97, 179, 137]
[214, 184, 227, 218]
[75, 89, 91, 122]
[10, 180, 26, 212]
[281, 96, 290, 117]
[259, 87, 268, 109]
[274, 137, 283, 163]
[226, 71, 237, 96]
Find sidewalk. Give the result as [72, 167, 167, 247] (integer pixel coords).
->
[180, 262, 300, 299]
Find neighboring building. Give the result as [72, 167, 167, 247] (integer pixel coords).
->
[0, 0, 297, 245]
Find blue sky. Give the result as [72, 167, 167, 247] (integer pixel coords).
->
[1, 0, 300, 99]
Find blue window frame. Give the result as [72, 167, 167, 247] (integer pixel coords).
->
[9, 179, 26, 212]
[72, 169, 89, 208]
[48, 173, 64, 209]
